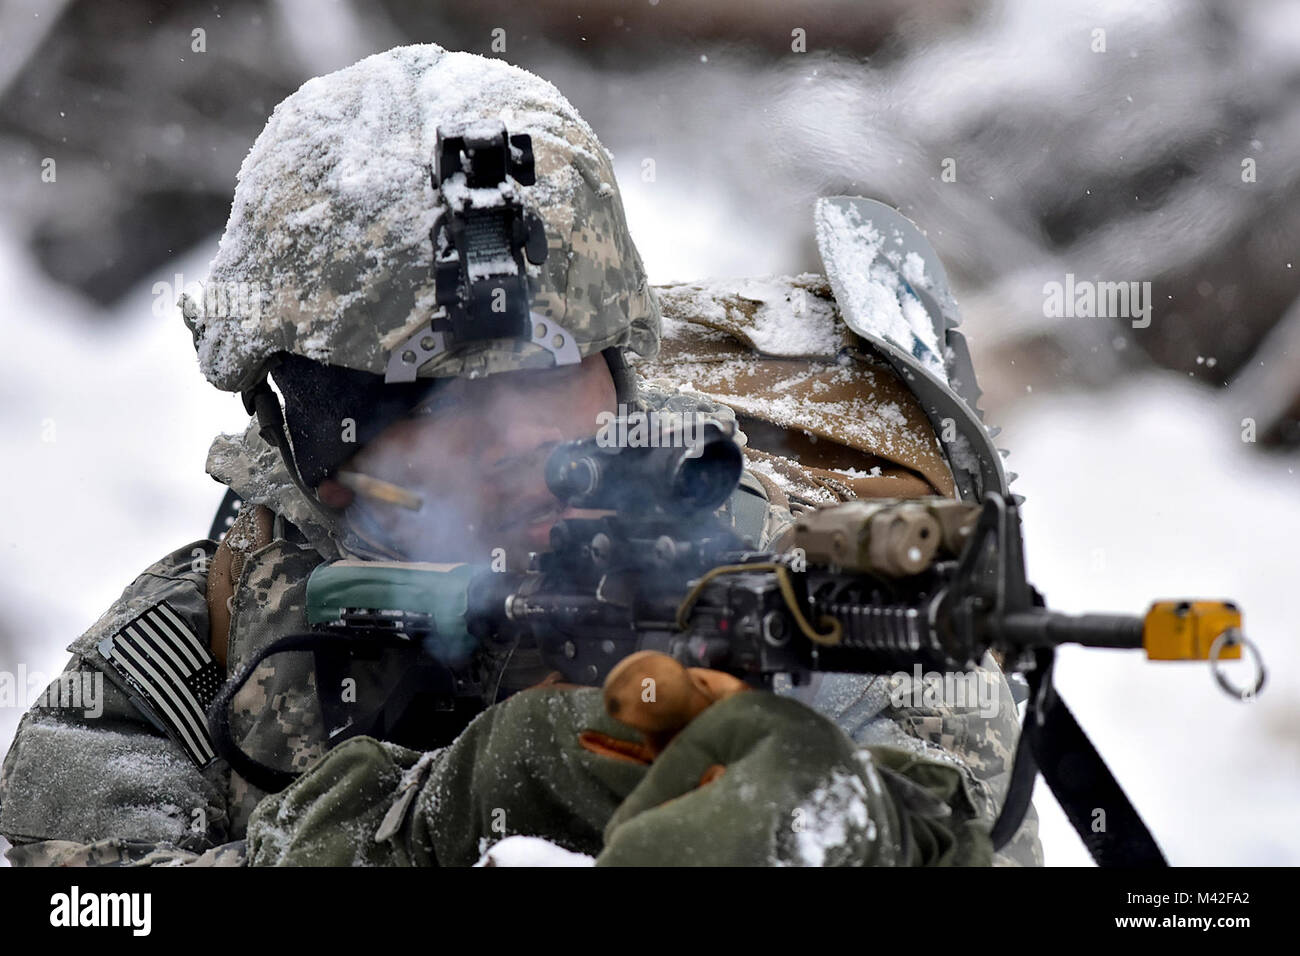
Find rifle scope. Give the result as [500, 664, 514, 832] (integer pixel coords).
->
[544, 420, 742, 514]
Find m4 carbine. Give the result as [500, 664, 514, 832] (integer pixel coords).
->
[211, 423, 1265, 866]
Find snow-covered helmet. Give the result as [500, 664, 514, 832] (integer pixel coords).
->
[182, 44, 658, 493]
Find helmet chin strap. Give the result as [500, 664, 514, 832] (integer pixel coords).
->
[603, 346, 638, 406]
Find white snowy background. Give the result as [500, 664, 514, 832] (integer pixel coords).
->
[1, 0, 1297, 866]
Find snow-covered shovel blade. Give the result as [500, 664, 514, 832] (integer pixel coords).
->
[814, 196, 1010, 502]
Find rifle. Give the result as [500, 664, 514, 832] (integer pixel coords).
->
[210, 421, 1265, 866]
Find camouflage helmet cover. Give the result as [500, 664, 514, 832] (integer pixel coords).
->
[183, 44, 660, 393]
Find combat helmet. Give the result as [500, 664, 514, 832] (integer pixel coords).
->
[182, 44, 658, 531]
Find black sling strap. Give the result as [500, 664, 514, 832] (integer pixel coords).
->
[991, 647, 1167, 866]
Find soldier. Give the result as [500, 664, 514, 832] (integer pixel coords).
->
[0, 44, 1040, 866]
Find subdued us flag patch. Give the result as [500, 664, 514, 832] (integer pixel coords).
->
[96, 601, 222, 768]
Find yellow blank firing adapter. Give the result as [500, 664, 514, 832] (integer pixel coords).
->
[1143, 600, 1241, 660]
[1143, 600, 1265, 701]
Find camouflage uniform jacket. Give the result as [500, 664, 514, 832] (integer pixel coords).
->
[0, 400, 1042, 867]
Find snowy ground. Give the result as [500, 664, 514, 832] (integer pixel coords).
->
[1, 213, 1295, 866]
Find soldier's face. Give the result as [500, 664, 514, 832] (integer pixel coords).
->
[318, 353, 617, 566]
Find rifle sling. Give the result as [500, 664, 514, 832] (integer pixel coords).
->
[991, 648, 1167, 867]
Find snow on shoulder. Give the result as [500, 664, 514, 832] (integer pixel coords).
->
[654, 274, 842, 358]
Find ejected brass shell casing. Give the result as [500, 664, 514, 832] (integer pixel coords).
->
[334, 470, 424, 511]
[792, 498, 981, 577]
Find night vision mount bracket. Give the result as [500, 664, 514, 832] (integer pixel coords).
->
[386, 121, 579, 383]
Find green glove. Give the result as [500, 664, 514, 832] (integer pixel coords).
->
[246, 685, 649, 866]
[246, 680, 991, 866]
[594, 689, 992, 866]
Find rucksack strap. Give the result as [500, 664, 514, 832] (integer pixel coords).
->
[205, 502, 274, 670]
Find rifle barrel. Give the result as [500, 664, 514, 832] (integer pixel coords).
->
[998, 610, 1144, 650]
